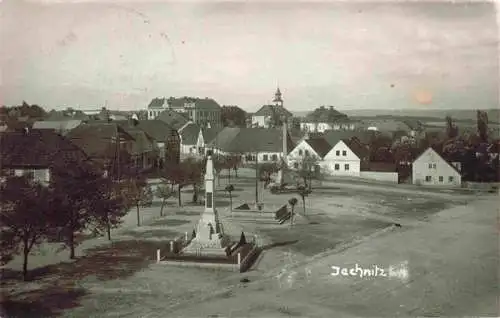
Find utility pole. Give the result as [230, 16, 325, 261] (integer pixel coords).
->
[255, 151, 259, 205]
[116, 126, 120, 181]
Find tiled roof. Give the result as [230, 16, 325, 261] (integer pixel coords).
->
[253, 105, 293, 118]
[0, 129, 88, 168]
[167, 97, 222, 111]
[323, 130, 376, 147]
[201, 127, 223, 145]
[208, 127, 294, 153]
[157, 110, 189, 130]
[359, 119, 412, 132]
[66, 123, 135, 159]
[304, 137, 332, 158]
[126, 129, 156, 155]
[342, 138, 370, 160]
[114, 119, 176, 143]
[180, 123, 201, 145]
[32, 120, 82, 134]
[148, 97, 166, 109]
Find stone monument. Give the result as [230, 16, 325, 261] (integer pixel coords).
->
[183, 155, 230, 256]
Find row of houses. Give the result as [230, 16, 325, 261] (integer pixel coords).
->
[177, 124, 464, 188]
[0, 117, 183, 184]
[0, 116, 466, 188]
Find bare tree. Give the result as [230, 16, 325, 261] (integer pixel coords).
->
[288, 197, 298, 225]
[225, 184, 235, 211]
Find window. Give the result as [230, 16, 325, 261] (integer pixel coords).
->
[428, 163, 432, 169]
[336, 150, 340, 156]
[334, 164, 340, 170]
[448, 176, 454, 182]
[342, 150, 347, 156]
[294, 162, 299, 169]
[344, 164, 349, 171]
[272, 154, 278, 161]
[305, 150, 309, 156]
[425, 176, 432, 182]
[263, 154, 268, 161]
[428, 163, 437, 169]
[439, 176, 443, 182]
[299, 149, 303, 156]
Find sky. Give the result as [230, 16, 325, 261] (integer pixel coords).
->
[0, 0, 498, 112]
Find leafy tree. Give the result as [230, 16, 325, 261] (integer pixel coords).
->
[445, 116, 459, 139]
[0, 176, 52, 280]
[297, 154, 319, 190]
[124, 175, 153, 226]
[91, 179, 130, 241]
[164, 163, 186, 206]
[259, 162, 280, 188]
[183, 158, 204, 203]
[50, 160, 107, 259]
[288, 197, 298, 225]
[477, 110, 489, 142]
[297, 185, 311, 215]
[221, 105, 247, 127]
[225, 184, 235, 211]
[213, 155, 225, 186]
[155, 183, 174, 216]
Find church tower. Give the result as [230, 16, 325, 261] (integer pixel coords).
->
[273, 86, 283, 107]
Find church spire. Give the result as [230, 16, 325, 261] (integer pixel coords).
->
[273, 85, 283, 106]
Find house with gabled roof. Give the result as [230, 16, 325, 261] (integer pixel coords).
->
[178, 123, 201, 158]
[322, 139, 370, 176]
[196, 127, 224, 155]
[66, 122, 137, 174]
[157, 109, 191, 131]
[287, 136, 332, 170]
[114, 119, 179, 162]
[412, 147, 462, 187]
[251, 88, 293, 128]
[207, 127, 294, 163]
[32, 119, 83, 135]
[0, 128, 89, 184]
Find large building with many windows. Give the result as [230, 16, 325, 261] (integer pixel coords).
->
[147, 96, 222, 128]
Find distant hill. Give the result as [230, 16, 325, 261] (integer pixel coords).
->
[292, 109, 499, 123]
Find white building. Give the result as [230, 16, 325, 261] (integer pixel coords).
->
[412, 147, 462, 187]
[287, 137, 332, 170]
[251, 87, 293, 128]
[300, 122, 332, 133]
[322, 139, 368, 176]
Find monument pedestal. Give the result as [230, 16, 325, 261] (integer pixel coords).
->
[181, 215, 230, 257]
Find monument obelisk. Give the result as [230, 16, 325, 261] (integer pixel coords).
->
[183, 155, 229, 255]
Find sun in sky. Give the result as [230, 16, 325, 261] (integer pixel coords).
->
[413, 89, 433, 105]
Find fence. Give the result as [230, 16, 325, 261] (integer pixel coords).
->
[462, 182, 500, 191]
[359, 171, 399, 183]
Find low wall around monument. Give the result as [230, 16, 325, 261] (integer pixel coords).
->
[156, 242, 260, 273]
[158, 260, 240, 272]
[239, 245, 260, 273]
